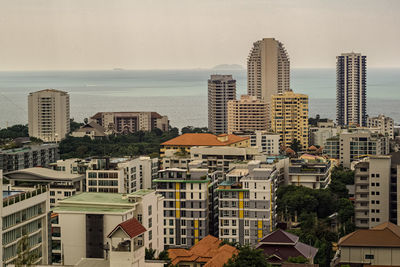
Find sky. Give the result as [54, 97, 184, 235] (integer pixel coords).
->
[1, 0, 399, 70]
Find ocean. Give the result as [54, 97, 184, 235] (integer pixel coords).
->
[0, 68, 399, 130]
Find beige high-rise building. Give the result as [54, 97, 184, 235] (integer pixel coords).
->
[227, 95, 268, 134]
[367, 114, 394, 139]
[247, 38, 290, 103]
[28, 89, 70, 142]
[271, 91, 309, 150]
[208, 75, 236, 134]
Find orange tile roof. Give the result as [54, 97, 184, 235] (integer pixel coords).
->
[339, 222, 400, 247]
[161, 133, 249, 146]
[168, 235, 237, 267]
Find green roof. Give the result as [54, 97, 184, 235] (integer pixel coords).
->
[59, 192, 130, 204]
[153, 179, 210, 184]
[129, 189, 154, 196]
[215, 189, 249, 192]
[52, 206, 132, 213]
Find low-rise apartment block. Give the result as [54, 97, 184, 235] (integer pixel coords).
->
[86, 157, 158, 193]
[227, 95, 269, 134]
[4, 167, 85, 207]
[288, 154, 332, 189]
[0, 143, 59, 173]
[217, 161, 277, 245]
[1, 172, 50, 266]
[52, 190, 164, 265]
[154, 168, 211, 248]
[368, 114, 394, 139]
[249, 131, 280, 155]
[90, 111, 169, 133]
[324, 131, 389, 168]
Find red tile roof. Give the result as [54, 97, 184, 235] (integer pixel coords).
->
[339, 222, 400, 247]
[168, 235, 237, 267]
[161, 133, 249, 146]
[107, 217, 146, 239]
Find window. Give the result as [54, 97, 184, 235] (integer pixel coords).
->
[365, 254, 374, 260]
[169, 238, 174, 244]
[169, 229, 174, 235]
[50, 191, 55, 196]
[137, 214, 142, 223]
[149, 230, 152, 240]
[148, 218, 152, 228]
[148, 205, 152, 216]
[169, 219, 174, 226]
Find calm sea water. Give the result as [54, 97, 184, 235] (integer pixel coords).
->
[0, 68, 399, 130]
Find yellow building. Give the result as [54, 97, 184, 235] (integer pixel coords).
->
[271, 90, 309, 150]
[160, 133, 249, 157]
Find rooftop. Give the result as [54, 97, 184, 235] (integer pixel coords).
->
[161, 133, 249, 147]
[168, 235, 237, 267]
[4, 167, 84, 182]
[107, 217, 146, 239]
[338, 222, 400, 247]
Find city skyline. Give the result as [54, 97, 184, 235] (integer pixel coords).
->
[1, 0, 400, 71]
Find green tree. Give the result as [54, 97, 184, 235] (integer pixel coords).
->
[0, 124, 29, 139]
[157, 250, 170, 261]
[15, 235, 37, 267]
[70, 118, 84, 132]
[290, 139, 302, 152]
[224, 246, 270, 267]
[287, 256, 309, 263]
[145, 248, 156, 260]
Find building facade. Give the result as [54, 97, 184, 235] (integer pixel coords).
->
[288, 155, 332, 189]
[0, 144, 59, 173]
[336, 53, 367, 126]
[1, 174, 50, 266]
[218, 161, 277, 245]
[271, 91, 309, 150]
[208, 75, 236, 135]
[86, 157, 158, 193]
[247, 38, 290, 102]
[324, 131, 389, 168]
[28, 89, 70, 142]
[52, 190, 164, 265]
[249, 131, 280, 155]
[227, 95, 269, 134]
[154, 168, 211, 248]
[354, 156, 391, 228]
[90, 112, 169, 133]
[368, 114, 394, 139]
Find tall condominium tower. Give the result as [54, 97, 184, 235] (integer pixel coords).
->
[208, 75, 236, 134]
[271, 90, 309, 150]
[28, 89, 70, 142]
[336, 52, 367, 126]
[227, 95, 269, 134]
[247, 38, 290, 102]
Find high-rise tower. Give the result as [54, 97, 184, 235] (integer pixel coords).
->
[208, 74, 236, 134]
[247, 38, 290, 103]
[336, 52, 367, 126]
[28, 89, 70, 142]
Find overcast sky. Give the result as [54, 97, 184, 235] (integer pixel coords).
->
[1, 0, 399, 70]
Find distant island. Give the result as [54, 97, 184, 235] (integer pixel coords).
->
[212, 64, 244, 70]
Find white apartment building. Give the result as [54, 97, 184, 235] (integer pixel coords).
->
[288, 155, 332, 189]
[86, 157, 159, 193]
[368, 114, 394, 139]
[247, 38, 290, 102]
[1, 171, 50, 266]
[249, 131, 280, 155]
[28, 89, 70, 142]
[153, 168, 211, 248]
[4, 167, 85, 207]
[354, 156, 391, 228]
[208, 74, 236, 135]
[52, 190, 164, 265]
[218, 161, 277, 245]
